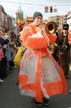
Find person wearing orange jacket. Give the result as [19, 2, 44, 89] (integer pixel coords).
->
[68, 29, 71, 46]
[68, 29, 71, 72]
[18, 11, 67, 106]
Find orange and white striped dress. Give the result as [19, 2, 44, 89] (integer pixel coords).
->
[19, 23, 67, 102]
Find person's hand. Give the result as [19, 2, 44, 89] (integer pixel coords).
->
[62, 45, 67, 49]
[39, 24, 45, 35]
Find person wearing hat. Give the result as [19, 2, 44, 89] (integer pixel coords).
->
[18, 11, 67, 106]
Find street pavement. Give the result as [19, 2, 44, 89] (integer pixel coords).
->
[0, 67, 71, 108]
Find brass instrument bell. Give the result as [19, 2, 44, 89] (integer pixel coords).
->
[45, 21, 57, 34]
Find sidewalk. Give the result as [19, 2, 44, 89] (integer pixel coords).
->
[0, 68, 71, 108]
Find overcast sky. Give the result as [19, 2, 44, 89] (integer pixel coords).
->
[0, 0, 71, 19]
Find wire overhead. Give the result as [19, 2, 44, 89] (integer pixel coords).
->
[0, 0, 71, 6]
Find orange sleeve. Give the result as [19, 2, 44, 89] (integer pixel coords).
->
[20, 25, 47, 49]
[20, 26, 32, 43]
[68, 32, 71, 45]
[47, 33, 57, 45]
[26, 37, 47, 49]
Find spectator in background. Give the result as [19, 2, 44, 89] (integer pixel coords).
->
[68, 29, 71, 72]
[0, 28, 7, 82]
[0, 43, 4, 82]
[53, 25, 70, 79]
[3, 39, 12, 71]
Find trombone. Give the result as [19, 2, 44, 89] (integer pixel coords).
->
[44, 21, 58, 34]
[41, 21, 58, 53]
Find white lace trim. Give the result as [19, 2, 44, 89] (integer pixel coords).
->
[28, 32, 44, 38]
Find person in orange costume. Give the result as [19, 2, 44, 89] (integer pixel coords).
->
[68, 29, 71, 45]
[68, 29, 71, 72]
[18, 12, 67, 106]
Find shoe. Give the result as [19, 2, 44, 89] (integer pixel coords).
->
[0, 79, 4, 83]
[69, 90, 71, 94]
[42, 97, 49, 106]
[33, 99, 42, 106]
[65, 75, 70, 79]
[16, 81, 19, 86]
